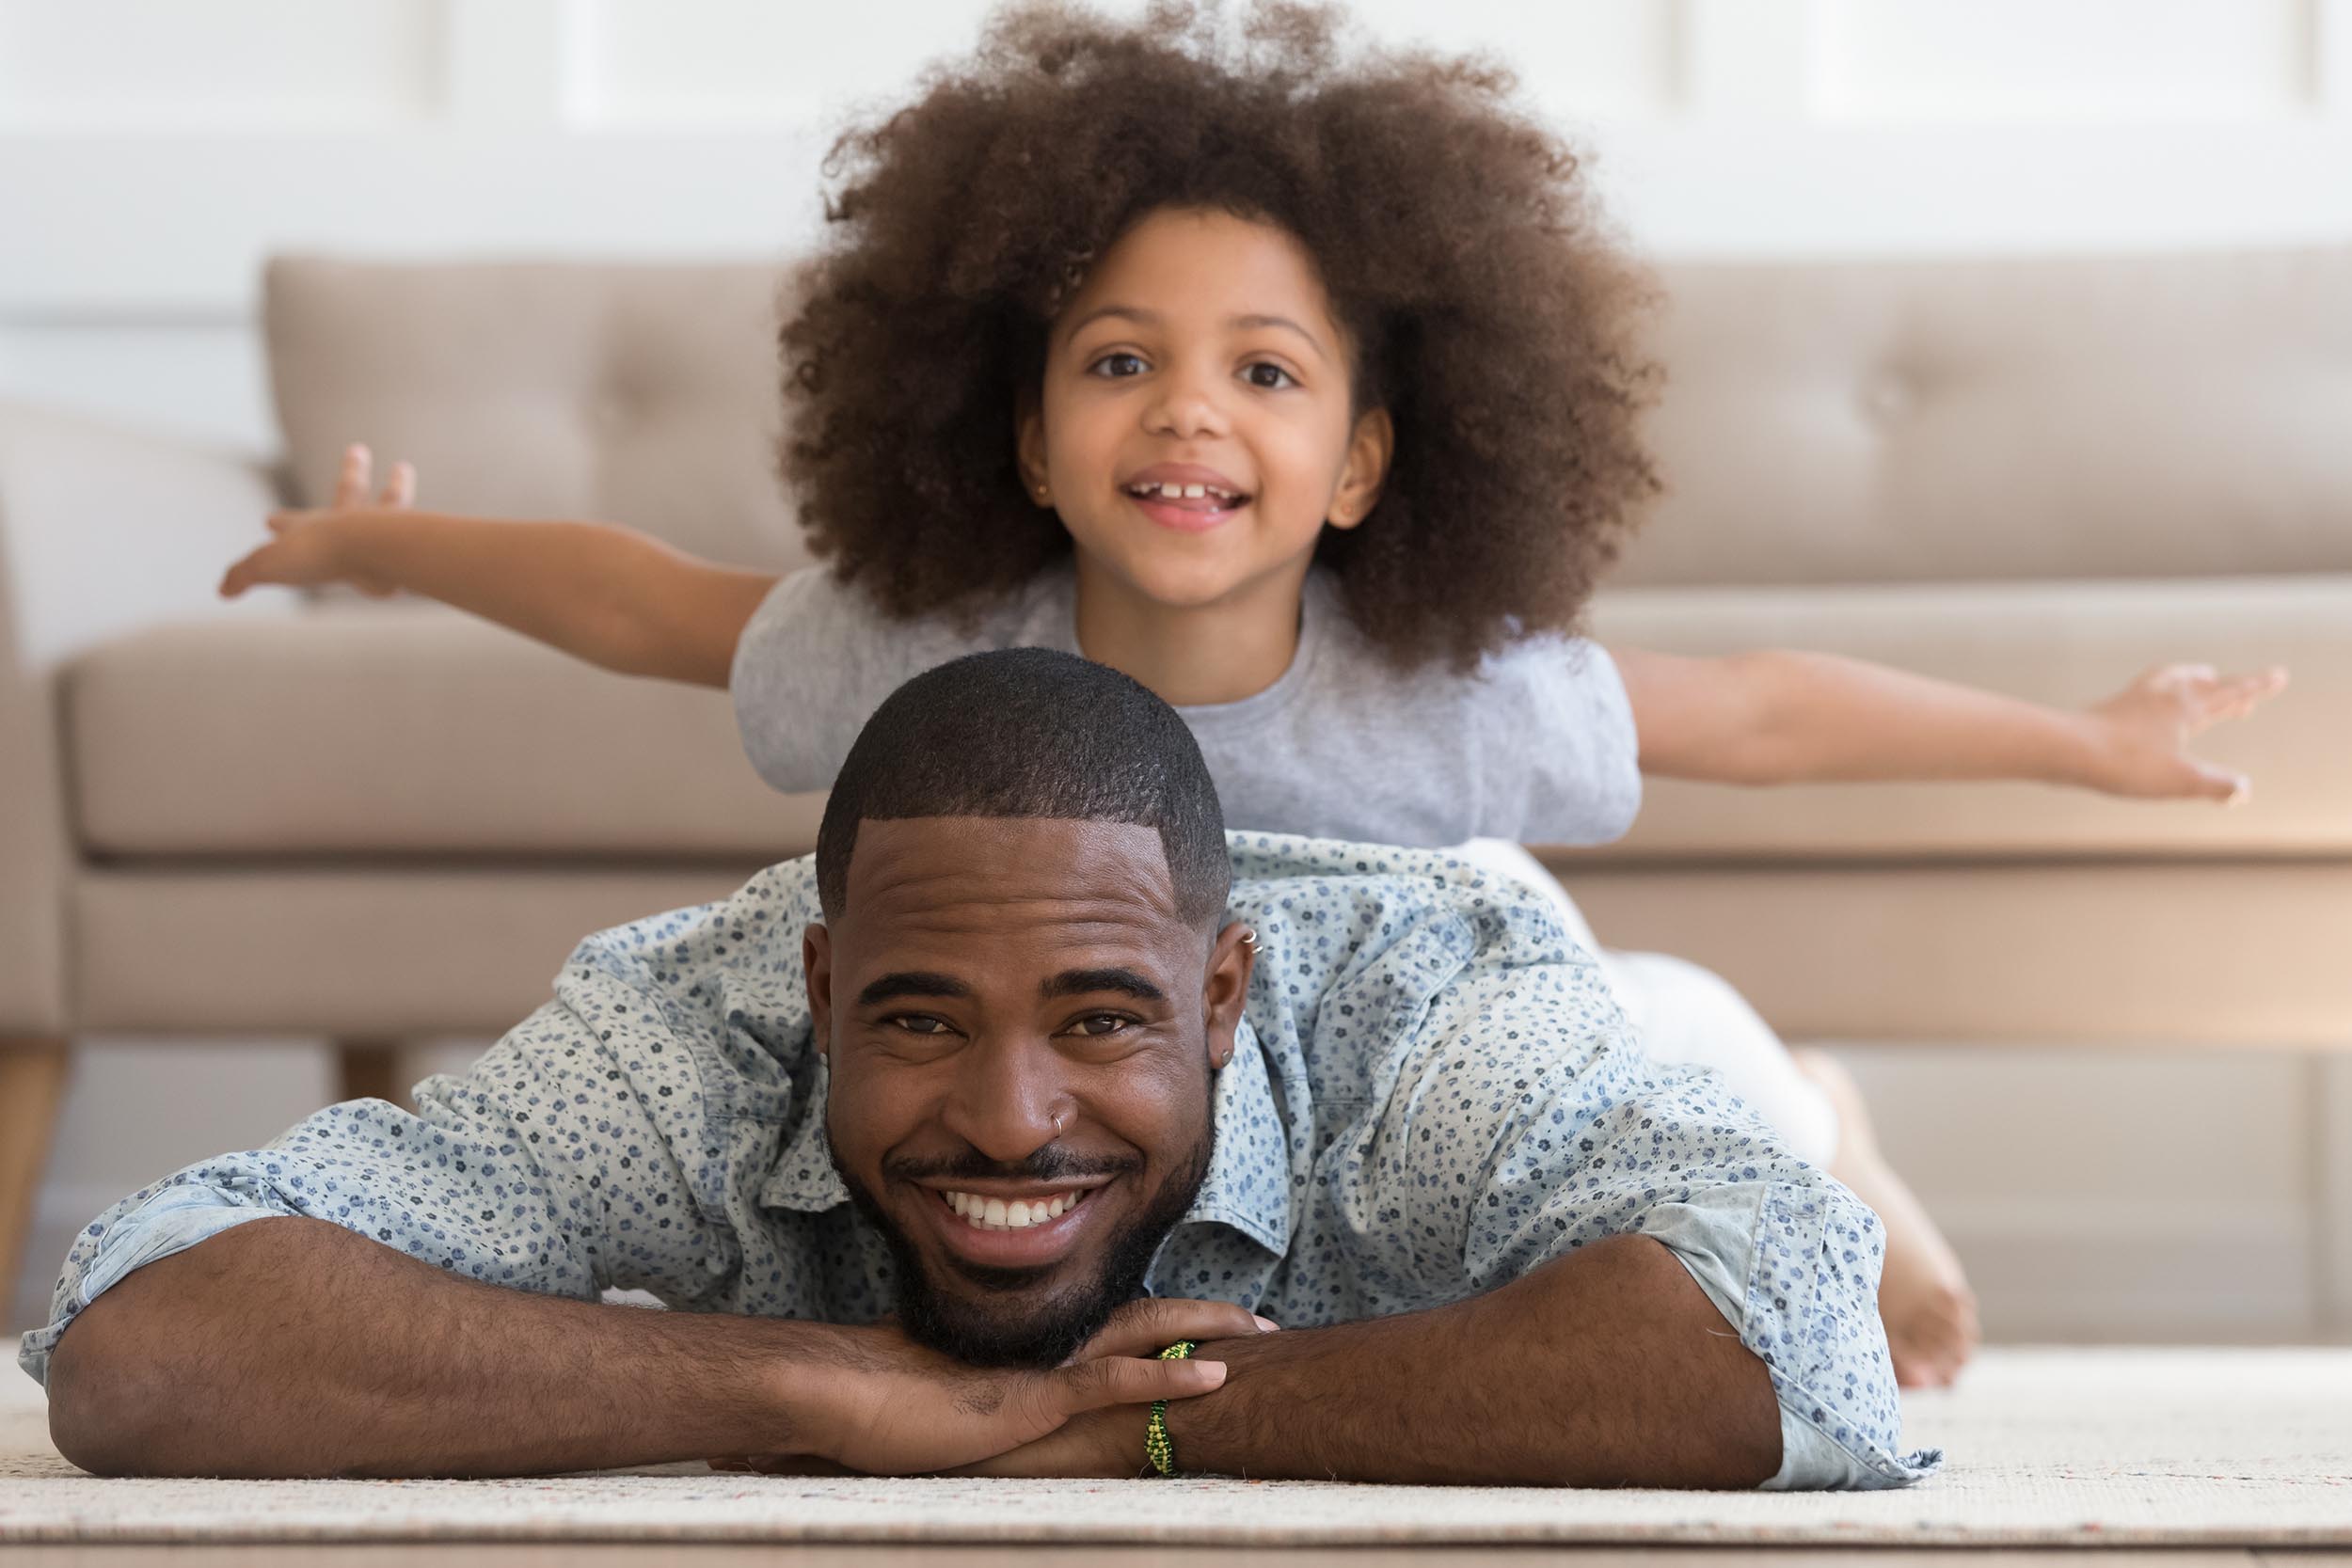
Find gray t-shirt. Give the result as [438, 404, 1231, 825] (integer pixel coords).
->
[732, 563, 1641, 847]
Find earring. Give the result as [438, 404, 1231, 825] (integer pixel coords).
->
[1241, 927, 1261, 952]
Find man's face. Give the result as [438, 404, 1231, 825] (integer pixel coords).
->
[805, 816, 1251, 1367]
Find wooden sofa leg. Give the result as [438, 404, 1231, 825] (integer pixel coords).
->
[0, 1037, 71, 1315]
[335, 1039, 410, 1110]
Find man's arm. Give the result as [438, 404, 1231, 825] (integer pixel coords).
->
[1169, 1233, 1775, 1485]
[217, 443, 776, 686]
[46, 1214, 846, 1477]
[45, 1216, 1242, 1481]
[1613, 644, 2285, 800]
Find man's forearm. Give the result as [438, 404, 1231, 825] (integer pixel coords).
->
[1162, 1234, 1781, 1486]
[45, 1216, 849, 1479]
[339, 512, 773, 686]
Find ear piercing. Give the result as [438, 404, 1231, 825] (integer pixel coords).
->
[1241, 927, 1261, 951]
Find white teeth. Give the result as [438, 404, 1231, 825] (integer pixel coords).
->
[1181, 483, 1205, 499]
[945, 1190, 1083, 1229]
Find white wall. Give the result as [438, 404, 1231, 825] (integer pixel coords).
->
[9, 0, 2352, 1338]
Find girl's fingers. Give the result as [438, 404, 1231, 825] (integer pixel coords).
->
[379, 460, 416, 508]
[333, 443, 372, 507]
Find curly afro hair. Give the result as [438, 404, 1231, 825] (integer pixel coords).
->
[781, 0, 1661, 669]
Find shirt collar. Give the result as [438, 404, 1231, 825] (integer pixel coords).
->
[757, 1021, 1291, 1257]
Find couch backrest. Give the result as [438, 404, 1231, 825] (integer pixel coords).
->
[266, 258, 814, 573]
[266, 248, 2352, 587]
[1622, 247, 2352, 587]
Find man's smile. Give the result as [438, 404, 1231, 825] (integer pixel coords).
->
[912, 1177, 1114, 1270]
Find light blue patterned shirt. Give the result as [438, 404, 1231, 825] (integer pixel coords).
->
[20, 834, 1935, 1489]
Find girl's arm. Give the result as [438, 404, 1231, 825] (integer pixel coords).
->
[219, 444, 777, 688]
[1612, 645, 2288, 801]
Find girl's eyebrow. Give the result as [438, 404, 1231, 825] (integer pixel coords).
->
[1064, 304, 1329, 363]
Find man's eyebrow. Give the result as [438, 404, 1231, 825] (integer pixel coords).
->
[856, 972, 972, 1007]
[1041, 967, 1168, 1005]
[1063, 305, 1329, 364]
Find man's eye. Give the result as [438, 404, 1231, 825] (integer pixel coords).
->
[887, 1015, 954, 1036]
[1243, 362, 1295, 390]
[1089, 352, 1147, 378]
[1067, 1013, 1132, 1037]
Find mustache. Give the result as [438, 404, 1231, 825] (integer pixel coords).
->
[883, 1146, 1142, 1185]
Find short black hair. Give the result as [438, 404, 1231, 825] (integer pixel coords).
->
[816, 648, 1230, 927]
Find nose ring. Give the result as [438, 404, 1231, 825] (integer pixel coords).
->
[1052, 1110, 1065, 1138]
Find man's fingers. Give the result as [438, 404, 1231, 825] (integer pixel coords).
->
[1049, 1352, 1226, 1418]
[333, 443, 372, 507]
[1078, 1298, 1275, 1362]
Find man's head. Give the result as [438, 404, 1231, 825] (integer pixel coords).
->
[804, 649, 1251, 1367]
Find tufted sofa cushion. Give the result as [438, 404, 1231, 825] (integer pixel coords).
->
[1623, 247, 2352, 587]
[265, 257, 814, 572]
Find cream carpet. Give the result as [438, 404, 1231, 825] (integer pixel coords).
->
[4, 1346, 2348, 1546]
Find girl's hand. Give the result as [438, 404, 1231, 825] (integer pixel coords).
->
[219, 442, 415, 598]
[2076, 662, 2289, 802]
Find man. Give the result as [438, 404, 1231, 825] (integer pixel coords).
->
[27, 650, 1932, 1489]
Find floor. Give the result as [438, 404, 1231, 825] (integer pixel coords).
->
[8, 1547, 2352, 1566]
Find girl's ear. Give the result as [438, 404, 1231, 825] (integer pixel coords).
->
[1015, 399, 1053, 507]
[1327, 406, 1393, 531]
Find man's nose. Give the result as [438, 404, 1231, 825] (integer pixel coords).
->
[940, 1036, 1066, 1162]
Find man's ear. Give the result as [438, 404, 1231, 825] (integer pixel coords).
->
[1327, 405, 1392, 531]
[1202, 922, 1256, 1069]
[803, 924, 834, 1058]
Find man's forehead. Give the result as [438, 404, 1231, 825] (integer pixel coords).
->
[842, 816, 1184, 929]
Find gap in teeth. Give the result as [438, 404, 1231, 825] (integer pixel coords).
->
[1131, 481, 1240, 502]
[946, 1190, 1077, 1229]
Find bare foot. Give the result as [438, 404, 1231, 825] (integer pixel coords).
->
[1793, 1049, 1980, 1388]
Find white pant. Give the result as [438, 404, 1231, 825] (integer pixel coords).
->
[1453, 840, 1840, 1167]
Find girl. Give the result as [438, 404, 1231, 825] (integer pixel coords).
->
[221, 1, 2283, 1386]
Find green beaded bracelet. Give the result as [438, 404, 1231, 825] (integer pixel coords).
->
[1144, 1339, 1198, 1477]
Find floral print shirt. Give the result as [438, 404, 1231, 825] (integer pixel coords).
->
[20, 834, 1935, 1489]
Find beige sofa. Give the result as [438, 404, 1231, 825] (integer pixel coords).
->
[3, 250, 2349, 1289]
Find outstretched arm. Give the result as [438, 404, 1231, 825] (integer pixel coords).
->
[219, 444, 776, 686]
[1613, 644, 2286, 800]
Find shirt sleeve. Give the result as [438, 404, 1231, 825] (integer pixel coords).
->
[1354, 932, 1939, 1490]
[1471, 635, 1645, 847]
[16, 962, 739, 1390]
[729, 566, 982, 793]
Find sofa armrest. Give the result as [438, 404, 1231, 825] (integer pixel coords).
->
[0, 400, 289, 1033]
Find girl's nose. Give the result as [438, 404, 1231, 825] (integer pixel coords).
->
[1144, 371, 1230, 441]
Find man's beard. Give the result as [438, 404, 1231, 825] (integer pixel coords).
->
[831, 1117, 1216, 1369]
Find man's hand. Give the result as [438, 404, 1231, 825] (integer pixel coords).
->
[715, 1298, 1274, 1479]
[2075, 662, 2289, 802]
[219, 441, 414, 598]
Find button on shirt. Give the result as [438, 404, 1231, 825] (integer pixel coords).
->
[20, 834, 1936, 1490]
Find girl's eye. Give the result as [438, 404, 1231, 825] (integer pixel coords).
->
[1067, 1013, 1133, 1038]
[1243, 362, 1295, 390]
[1089, 352, 1148, 378]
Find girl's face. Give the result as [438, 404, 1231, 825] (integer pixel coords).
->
[1020, 207, 1391, 612]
